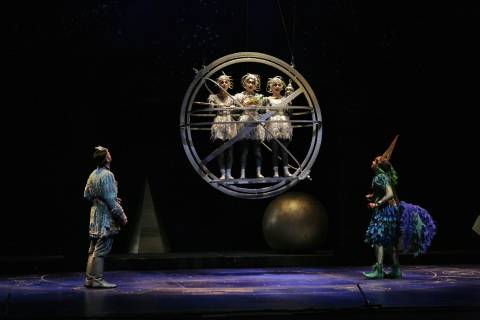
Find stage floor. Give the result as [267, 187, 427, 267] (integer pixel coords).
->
[1, 265, 479, 319]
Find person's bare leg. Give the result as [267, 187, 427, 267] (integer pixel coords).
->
[363, 245, 384, 279]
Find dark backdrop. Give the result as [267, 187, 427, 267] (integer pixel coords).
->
[6, 1, 479, 264]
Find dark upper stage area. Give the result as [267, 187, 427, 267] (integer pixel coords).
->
[5, 1, 480, 263]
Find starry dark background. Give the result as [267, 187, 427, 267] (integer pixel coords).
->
[5, 1, 479, 265]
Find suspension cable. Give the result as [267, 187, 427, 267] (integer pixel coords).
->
[277, 0, 296, 67]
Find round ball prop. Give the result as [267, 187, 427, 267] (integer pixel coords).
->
[263, 192, 328, 251]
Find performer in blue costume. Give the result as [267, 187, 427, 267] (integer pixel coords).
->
[364, 135, 436, 279]
[84, 146, 128, 288]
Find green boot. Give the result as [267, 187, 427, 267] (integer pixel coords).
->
[385, 264, 402, 279]
[363, 263, 384, 279]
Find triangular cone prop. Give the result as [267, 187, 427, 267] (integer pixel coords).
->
[382, 134, 399, 161]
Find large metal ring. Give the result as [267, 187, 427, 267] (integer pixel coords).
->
[180, 52, 323, 199]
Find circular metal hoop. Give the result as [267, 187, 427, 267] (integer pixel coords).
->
[180, 52, 323, 199]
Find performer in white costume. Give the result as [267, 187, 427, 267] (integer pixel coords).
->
[208, 73, 237, 179]
[265, 77, 293, 177]
[234, 73, 266, 179]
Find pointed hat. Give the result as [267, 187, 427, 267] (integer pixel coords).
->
[381, 134, 399, 161]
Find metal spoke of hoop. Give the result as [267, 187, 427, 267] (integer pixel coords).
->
[185, 119, 321, 127]
[260, 124, 301, 169]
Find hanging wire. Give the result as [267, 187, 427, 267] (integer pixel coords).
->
[292, 2, 296, 67]
[277, 0, 296, 68]
[244, 0, 251, 73]
[245, 0, 249, 52]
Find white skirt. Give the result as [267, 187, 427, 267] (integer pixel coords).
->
[266, 114, 292, 140]
[237, 113, 265, 141]
[211, 114, 237, 141]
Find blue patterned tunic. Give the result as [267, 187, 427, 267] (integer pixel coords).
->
[84, 167, 126, 238]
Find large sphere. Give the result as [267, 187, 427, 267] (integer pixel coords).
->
[263, 192, 328, 251]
